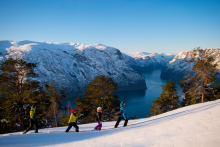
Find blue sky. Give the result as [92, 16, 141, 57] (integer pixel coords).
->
[0, 0, 219, 54]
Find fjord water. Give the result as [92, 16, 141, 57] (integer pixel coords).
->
[117, 69, 183, 118]
[117, 71, 164, 118]
[62, 69, 183, 118]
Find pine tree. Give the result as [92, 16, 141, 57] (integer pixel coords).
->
[57, 100, 72, 127]
[66, 100, 72, 116]
[0, 58, 49, 133]
[46, 80, 66, 127]
[75, 95, 90, 124]
[75, 75, 120, 123]
[179, 80, 198, 106]
[150, 79, 179, 116]
[32, 87, 51, 128]
[183, 47, 218, 103]
[214, 82, 220, 100]
[57, 114, 69, 126]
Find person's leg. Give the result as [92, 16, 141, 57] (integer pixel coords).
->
[24, 119, 34, 133]
[99, 122, 102, 130]
[34, 120, 38, 133]
[95, 121, 100, 129]
[114, 117, 123, 128]
[124, 118, 128, 127]
[72, 122, 79, 132]
[66, 123, 73, 132]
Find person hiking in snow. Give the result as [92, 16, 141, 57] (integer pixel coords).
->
[94, 107, 103, 131]
[66, 109, 79, 132]
[23, 104, 38, 134]
[114, 101, 128, 128]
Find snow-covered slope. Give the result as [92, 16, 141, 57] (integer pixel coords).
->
[1, 99, 220, 147]
[161, 48, 220, 80]
[124, 52, 175, 73]
[0, 40, 146, 93]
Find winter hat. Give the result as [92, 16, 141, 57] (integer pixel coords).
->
[121, 101, 125, 105]
[71, 109, 76, 113]
[32, 104, 36, 108]
[97, 107, 102, 111]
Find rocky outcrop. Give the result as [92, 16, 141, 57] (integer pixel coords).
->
[161, 48, 220, 80]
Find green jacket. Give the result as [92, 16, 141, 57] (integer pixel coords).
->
[68, 113, 76, 123]
[30, 107, 36, 120]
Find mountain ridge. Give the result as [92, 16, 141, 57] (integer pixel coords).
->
[123, 52, 175, 73]
[161, 48, 220, 80]
[0, 40, 147, 94]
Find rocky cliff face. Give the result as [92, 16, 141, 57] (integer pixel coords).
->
[160, 48, 220, 80]
[0, 40, 147, 94]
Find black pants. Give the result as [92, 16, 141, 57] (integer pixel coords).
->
[114, 117, 128, 128]
[66, 122, 79, 132]
[25, 119, 38, 133]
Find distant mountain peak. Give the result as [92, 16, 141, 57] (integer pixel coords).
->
[123, 51, 175, 73]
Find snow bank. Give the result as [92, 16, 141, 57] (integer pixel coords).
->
[1, 100, 220, 147]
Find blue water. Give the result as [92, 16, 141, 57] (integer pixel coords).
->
[62, 69, 183, 118]
[117, 69, 182, 118]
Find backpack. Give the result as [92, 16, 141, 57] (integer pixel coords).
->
[113, 107, 122, 116]
[115, 110, 122, 115]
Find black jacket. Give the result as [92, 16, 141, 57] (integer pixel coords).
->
[96, 112, 102, 122]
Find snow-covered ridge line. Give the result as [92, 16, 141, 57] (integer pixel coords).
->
[1, 99, 220, 147]
[0, 40, 146, 94]
[126, 52, 173, 59]
[123, 52, 175, 73]
[161, 48, 220, 80]
[8, 40, 109, 51]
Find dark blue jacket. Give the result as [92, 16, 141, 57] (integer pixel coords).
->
[96, 112, 102, 122]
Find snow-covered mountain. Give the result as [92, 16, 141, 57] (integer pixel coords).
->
[1, 99, 220, 147]
[124, 52, 175, 73]
[161, 48, 220, 80]
[0, 40, 146, 94]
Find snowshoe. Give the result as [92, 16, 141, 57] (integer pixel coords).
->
[94, 128, 99, 131]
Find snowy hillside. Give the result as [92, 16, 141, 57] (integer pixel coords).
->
[1, 99, 220, 147]
[161, 48, 220, 80]
[124, 52, 175, 73]
[0, 40, 146, 93]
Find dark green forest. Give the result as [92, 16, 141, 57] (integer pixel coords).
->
[0, 58, 67, 134]
[1, 48, 220, 134]
[150, 48, 220, 116]
[0, 58, 120, 134]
